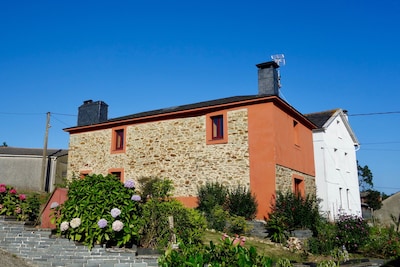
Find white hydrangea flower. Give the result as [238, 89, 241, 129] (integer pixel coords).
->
[70, 218, 81, 229]
[112, 220, 124, 232]
[60, 221, 69, 232]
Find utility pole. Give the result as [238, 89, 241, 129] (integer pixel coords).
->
[40, 112, 50, 192]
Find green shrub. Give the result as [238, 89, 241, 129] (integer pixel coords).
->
[267, 191, 322, 234]
[265, 212, 289, 243]
[206, 205, 229, 232]
[139, 198, 206, 249]
[362, 225, 400, 259]
[54, 174, 142, 249]
[159, 234, 275, 266]
[138, 176, 173, 201]
[227, 184, 258, 220]
[227, 215, 250, 235]
[335, 214, 369, 252]
[306, 219, 337, 255]
[138, 177, 206, 249]
[197, 181, 228, 214]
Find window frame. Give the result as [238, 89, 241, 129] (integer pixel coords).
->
[111, 126, 127, 154]
[206, 111, 228, 145]
[292, 175, 305, 197]
[108, 168, 124, 182]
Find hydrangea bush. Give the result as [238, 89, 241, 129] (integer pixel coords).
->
[54, 174, 142, 249]
[0, 184, 30, 220]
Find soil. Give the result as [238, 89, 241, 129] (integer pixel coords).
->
[0, 248, 35, 267]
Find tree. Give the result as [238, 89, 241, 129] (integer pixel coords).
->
[0, 142, 7, 147]
[365, 189, 382, 211]
[357, 161, 373, 191]
[357, 162, 382, 210]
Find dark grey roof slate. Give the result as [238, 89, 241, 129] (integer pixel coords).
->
[0, 147, 68, 157]
[304, 109, 339, 128]
[107, 95, 271, 122]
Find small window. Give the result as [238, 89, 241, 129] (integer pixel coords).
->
[115, 129, 124, 150]
[293, 120, 299, 145]
[79, 171, 91, 179]
[109, 168, 124, 182]
[212, 115, 224, 140]
[206, 111, 228, 145]
[294, 178, 303, 196]
[111, 126, 126, 153]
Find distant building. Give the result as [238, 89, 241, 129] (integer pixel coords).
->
[0, 147, 68, 192]
[305, 109, 362, 220]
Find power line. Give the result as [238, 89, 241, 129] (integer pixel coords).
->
[349, 111, 400, 116]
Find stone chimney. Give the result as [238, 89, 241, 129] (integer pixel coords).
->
[256, 61, 280, 96]
[77, 100, 108, 126]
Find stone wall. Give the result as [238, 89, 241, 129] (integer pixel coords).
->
[275, 164, 316, 195]
[67, 109, 251, 197]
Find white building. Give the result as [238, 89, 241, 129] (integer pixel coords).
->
[305, 109, 362, 221]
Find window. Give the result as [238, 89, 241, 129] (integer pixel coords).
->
[293, 176, 304, 197]
[206, 111, 228, 145]
[212, 115, 224, 139]
[293, 120, 299, 146]
[79, 170, 91, 179]
[109, 168, 124, 182]
[111, 126, 126, 153]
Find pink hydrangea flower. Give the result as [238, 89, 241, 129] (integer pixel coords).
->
[15, 207, 22, 214]
[0, 187, 6, 193]
[9, 189, 17, 194]
[19, 194, 26, 201]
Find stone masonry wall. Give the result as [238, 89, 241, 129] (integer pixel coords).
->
[67, 109, 250, 197]
[275, 165, 316, 195]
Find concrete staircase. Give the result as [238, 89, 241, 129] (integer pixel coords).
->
[0, 216, 159, 267]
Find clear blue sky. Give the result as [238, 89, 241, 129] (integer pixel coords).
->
[1, 1, 399, 194]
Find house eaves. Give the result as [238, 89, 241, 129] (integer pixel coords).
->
[305, 108, 359, 146]
[65, 95, 316, 134]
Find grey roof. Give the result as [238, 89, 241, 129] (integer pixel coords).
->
[0, 147, 68, 157]
[304, 109, 339, 128]
[107, 95, 271, 123]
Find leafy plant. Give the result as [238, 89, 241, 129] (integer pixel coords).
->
[226, 184, 258, 220]
[139, 198, 206, 249]
[265, 213, 288, 243]
[138, 176, 174, 201]
[227, 215, 250, 235]
[306, 219, 337, 255]
[335, 214, 369, 253]
[159, 234, 275, 267]
[53, 174, 142, 249]
[267, 191, 322, 234]
[197, 181, 228, 214]
[0, 184, 29, 220]
[362, 225, 400, 259]
[138, 177, 206, 249]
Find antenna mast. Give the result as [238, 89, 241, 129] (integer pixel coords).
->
[271, 54, 285, 88]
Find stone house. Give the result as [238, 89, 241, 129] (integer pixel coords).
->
[0, 147, 68, 192]
[64, 61, 316, 219]
[305, 109, 362, 221]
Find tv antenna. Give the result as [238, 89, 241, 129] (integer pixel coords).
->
[271, 54, 285, 66]
[270, 54, 285, 88]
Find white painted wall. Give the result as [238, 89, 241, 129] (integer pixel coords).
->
[312, 111, 362, 221]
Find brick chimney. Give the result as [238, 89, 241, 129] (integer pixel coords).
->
[256, 61, 280, 96]
[77, 100, 108, 126]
